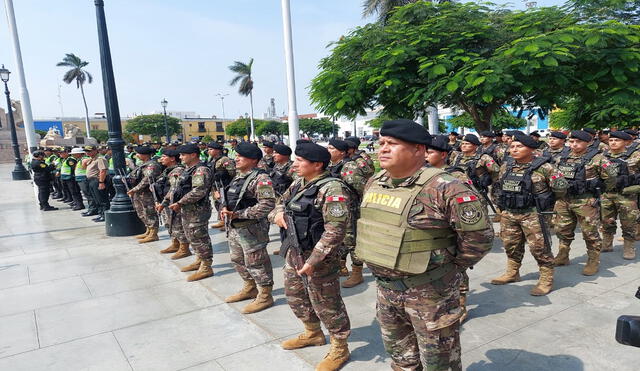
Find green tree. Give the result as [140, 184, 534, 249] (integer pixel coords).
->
[310, 1, 640, 131]
[225, 118, 250, 138]
[229, 58, 256, 140]
[124, 114, 182, 138]
[448, 111, 527, 131]
[570, 0, 639, 24]
[56, 53, 93, 137]
[90, 129, 109, 143]
[256, 120, 288, 138]
[35, 129, 47, 139]
[299, 117, 338, 137]
[201, 135, 214, 143]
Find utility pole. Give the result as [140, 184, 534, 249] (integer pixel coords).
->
[280, 0, 300, 150]
[216, 93, 228, 119]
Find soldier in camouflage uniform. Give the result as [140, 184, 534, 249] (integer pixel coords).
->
[155, 149, 189, 258]
[491, 134, 568, 295]
[168, 144, 214, 281]
[127, 146, 162, 244]
[221, 142, 276, 314]
[553, 130, 617, 276]
[207, 142, 236, 229]
[529, 131, 549, 151]
[327, 138, 368, 287]
[357, 119, 494, 371]
[270, 144, 295, 256]
[448, 131, 461, 152]
[345, 136, 376, 178]
[600, 131, 639, 260]
[584, 127, 608, 153]
[258, 141, 276, 170]
[544, 131, 569, 165]
[269, 142, 352, 371]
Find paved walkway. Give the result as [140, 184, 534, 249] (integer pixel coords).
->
[0, 163, 638, 371]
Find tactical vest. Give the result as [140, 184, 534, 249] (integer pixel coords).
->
[544, 146, 569, 164]
[60, 157, 75, 180]
[282, 176, 337, 251]
[603, 144, 640, 191]
[262, 155, 275, 170]
[270, 162, 293, 196]
[225, 169, 263, 212]
[480, 143, 498, 160]
[175, 163, 210, 205]
[328, 160, 344, 179]
[355, 167, 457, 274]
[557, 148, 602, 195]
[75, 156, 89, 180]
[209, 156, 233, 186]
[497, 157, 554, 211]
[153, 165, 182, 200]
[453, 152, 491, 190]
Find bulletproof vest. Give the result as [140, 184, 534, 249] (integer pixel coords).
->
[557, 148, 602, 195]
[453, 152, 491, 190]
[209, 156, 233, 186]
[283, 176, 337, 251]
[544, 146, 569, 164]
[175, 162, 210, 205]
[225, 169, 264, 212]
[263, 155, 275, 170]
[603, 145, 640, 191]
[154, 165, 182, 199]
[328, 160, 344, 179]
[270, 162, 293, 195]
[355, 167, 457, 275]
[497, 157, 554, 211]
[481, 143, 498, 160]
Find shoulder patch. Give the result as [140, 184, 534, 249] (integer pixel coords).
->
[328, 203, 346, 217]
[456, 195, 479, 204]
[327, 196, 347, 202]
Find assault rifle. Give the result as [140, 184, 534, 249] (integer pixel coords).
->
[214, 179, 231, 236]
[116, 168, 131, 193]
[149, 178, 166, 227]
[281, 212, 309, 291]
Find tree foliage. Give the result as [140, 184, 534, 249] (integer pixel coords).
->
[310, 1, 640, 131]
[225, 118, 250, 138]
[124, 114, 182, 137]
[299, 117, 338, 137]
[229, 58, 254, 96]
[256, 120, 288, 137]
[448, 111, 527, 131]
[91, 129, 109, 143]
[570, 0, 640, 24]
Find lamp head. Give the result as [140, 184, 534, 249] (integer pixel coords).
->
[0, 65, 10, 83]
[161, 98, 168, 108]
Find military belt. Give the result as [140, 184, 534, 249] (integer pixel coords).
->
[375, 264, 457, 291]
[504, 207, 536, 214]
[230, 219, 259, 228]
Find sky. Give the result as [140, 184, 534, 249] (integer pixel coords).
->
[0, 0, 565, 121]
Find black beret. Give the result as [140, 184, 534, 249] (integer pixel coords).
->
[297, 139, 311, 144]
[449, 131, 459, 136]
[623, 129, 638, 136]
[550, 131, 567, 140]
[345, 136, 361, 147]
[427, 135, 451, 152]
[512, 133, 540, 149]
[207, 142, 223, 150]
[236, 142, 263, 160]
[529, 131, 540, 138]
[135, 146, 155, 155]
[609, 131, 632, 141]
[462, 134, 480, 146]
[295, 143, 331, 164]
[262, 141, 274, 148]
[583, 128, 596, 136]
[503, 130, 514, 136]
[274, 144, 292, 156]
[479, 131, 496, 138]
[570, 130, 592, 142]
[178, 144, 200, 154]
[380, 119, 431, 144]
[511, 130, 525, 136]
[162, 149, 180, 157]
[494, 131, 503, 136]
[329, 138, 349, 152]
[601, 130, 610, 135]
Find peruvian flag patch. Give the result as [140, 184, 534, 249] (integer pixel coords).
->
[327, 196, 346, 202]
[258, 181, 272, 186]
[456, 195, 479, 204]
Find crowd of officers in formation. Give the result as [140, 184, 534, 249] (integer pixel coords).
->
[24, 119, 640, 371]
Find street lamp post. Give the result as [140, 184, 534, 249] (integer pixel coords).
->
[0, 64, 30, 180]
[94, 0, 144, 236]
[161, 98, 169, 142]
[216, 93, 228, 119]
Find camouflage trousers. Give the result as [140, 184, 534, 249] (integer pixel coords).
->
[167, 209, 188, 244]
[283, 250, 350, 340]
[459, 269, 469, 296]
[377, 270, 462, 371]
[554, 196, 602, 253]
[132, 190, 159, 229]
[500, 210, 554, 268]
[181, 203, 213, 259]
[228, 219, 273, 287]
[600, 192, 640, 240]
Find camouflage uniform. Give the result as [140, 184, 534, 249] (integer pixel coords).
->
[601, 148, 640, 244]
[209, 153, 236, 214]
[177, 163, 214, 259]
[258, 153, 275, 171]
[356, 167, 493, 370]
[270, 160, 295, 198]
[226, 169, 276, 287]
[129, 159, 162, 228]
[554, 151, 616, 264]
[268, 172, 351, 339]
[162, 165, 188, 244]
[544, 146, 570, 165]
[353, 149, 376, 178]
[448, 151, 500, 188]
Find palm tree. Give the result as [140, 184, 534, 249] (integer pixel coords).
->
[56, 53, 93, 138]
[362, 0, 449, 23]
[229, 58, 256, 141]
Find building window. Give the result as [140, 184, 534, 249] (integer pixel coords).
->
[216, 122, 223, 132]
[91, 125, 99, 130]
[198, 122, 206, 132]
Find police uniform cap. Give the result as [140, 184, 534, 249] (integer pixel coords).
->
[529, 131, 541, 138]
[236, 142, 263, 160]
[380, 119, 431, 144]
[623, 129, 638, 136]
[512, 133, 540, 149]
[328, 138, 349, 152]
[70, 147, 85, 155]
[462, 134, 481, 146]
[583, 128, 597, 136]
[178, 143, 200, 154]
[84, 145, 97, 151]
[426, 135, 451, 152]
[570, 130, 592, 142]
[274, 144, 292, 156]
[550, 131, 567, 140]
[345, 136, 361, 147]
[262, 141, 274, 148]
[207, 142, 223, 150]
[135, 146, 155, 155]
[294, 143, 331, 164]
[162, 149, 180, 157]
[609, 131, 632, 141]
[479, 131, 496, 138]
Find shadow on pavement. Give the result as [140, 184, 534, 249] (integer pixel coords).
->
[467, 348, 584, 371]
[348, 319, 390, 365]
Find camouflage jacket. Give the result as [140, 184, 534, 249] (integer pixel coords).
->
[558, 151, 617, 193]
[129, 159, 162, 193]
[449, 151, 500, 183]
[364, 169, 494, 279]
[176, 163, 212, 206]
[258, 154, 275, 170]
[498, 161, 568, 199]
[161, 165, 186, 206]
[330, 158, 368, 199]
[354, 149, 376, 178]
[231, 170, 276, 220]
[269, 172, 350, 266]
[209, 154, 236, 190]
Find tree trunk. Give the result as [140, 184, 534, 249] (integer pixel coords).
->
[79, 82, 91, 138]
[249, 91, 256, 141]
